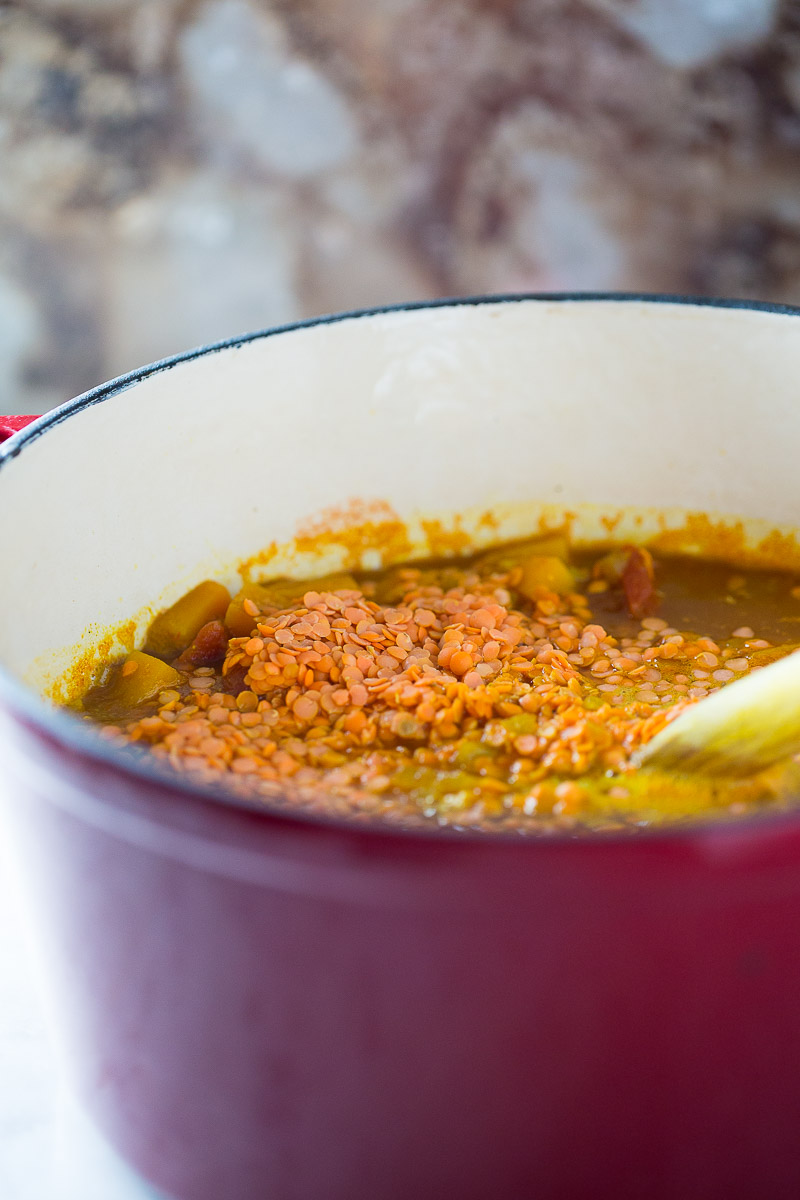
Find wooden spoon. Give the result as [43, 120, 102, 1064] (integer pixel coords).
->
[634, 649, 800, 778]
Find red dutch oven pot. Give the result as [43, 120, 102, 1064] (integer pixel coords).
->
[2, 295, 800, 1200]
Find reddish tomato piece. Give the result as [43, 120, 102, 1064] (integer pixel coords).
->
[174, 620, 229, 669]
[621, 547, 657, 619]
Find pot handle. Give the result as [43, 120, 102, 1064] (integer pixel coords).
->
[0, 416, 41, 444]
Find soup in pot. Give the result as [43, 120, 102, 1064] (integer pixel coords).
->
[71, 533, 800, 833]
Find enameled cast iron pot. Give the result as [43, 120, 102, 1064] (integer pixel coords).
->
[3, 295, 800, 1200]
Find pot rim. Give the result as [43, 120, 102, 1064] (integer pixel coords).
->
[4, 289, 800, 849]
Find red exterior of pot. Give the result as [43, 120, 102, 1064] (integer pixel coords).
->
[0, 414, 38, 441]
[4, 708, 800, 1200]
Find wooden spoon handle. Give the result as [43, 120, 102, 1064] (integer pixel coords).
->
[634, 648, 800, 777]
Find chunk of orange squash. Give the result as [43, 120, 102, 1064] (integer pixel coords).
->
[83, 651, 181, 721]
[145, 580, 231, 659]
[225, 573, 359, 637]
[517, 555, 575, 599]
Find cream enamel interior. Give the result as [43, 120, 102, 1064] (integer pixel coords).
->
[1, 297, 800, 697]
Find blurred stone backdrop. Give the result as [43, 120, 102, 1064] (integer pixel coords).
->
[1, 0, 800, 412]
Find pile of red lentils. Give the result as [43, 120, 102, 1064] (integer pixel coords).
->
[96, 555, 783, 831]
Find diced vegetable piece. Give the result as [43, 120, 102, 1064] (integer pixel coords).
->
[621, 547, 657, 619]
[433, 771, 486, 799]
[225, 573, 359, 636]
[258, 572, 359, 609]
[390, 764, 438, 795]
[592, 545, 658, 618]
[474, 532, 569, 575]
[389, 764, 486, 801]
[174, 620, 229, 669]
[84, 651, 180, 720]
[453, 738, 490, 767]
[517, 555, 575, 599]
[498, 713, 539, 736]
[145, 581, 231, 659]
[224, 583, 275, 637]
[592, 548, 634, 584]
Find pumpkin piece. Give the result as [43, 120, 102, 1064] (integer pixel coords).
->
[517, 555, 575, 599]
[225, 573, 359, 636]
[83, 651, 181, 721]
[474, 532, 569, 576]
[145, 580, 231, 659]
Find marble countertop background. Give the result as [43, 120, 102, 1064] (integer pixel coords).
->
[3, 0, 800, 416]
